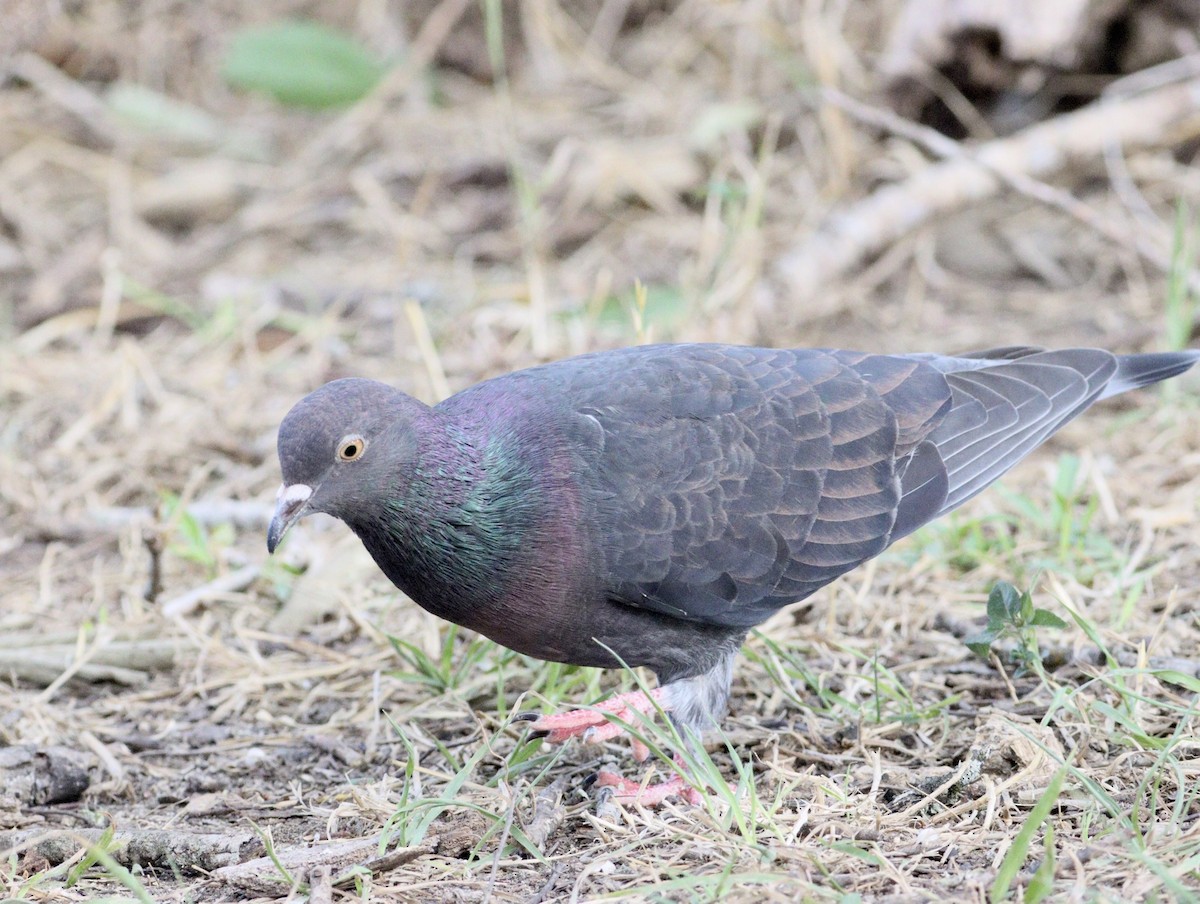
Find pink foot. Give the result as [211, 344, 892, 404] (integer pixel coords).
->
[629, 737, 651, 763]
[593, 755, 703, 806]
[524, 688, 668, 745]
[519, 693, 705, 807]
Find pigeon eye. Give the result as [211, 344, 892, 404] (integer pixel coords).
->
[337, 434, 366, 462]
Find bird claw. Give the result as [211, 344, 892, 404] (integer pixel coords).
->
[524, 689, 699, 806]
[592, 766, 702, 806]
[512, 712, 553, 739]
[521, 688, 667, 745]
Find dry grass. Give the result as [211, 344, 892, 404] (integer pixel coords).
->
[2, 1, 1199, 901]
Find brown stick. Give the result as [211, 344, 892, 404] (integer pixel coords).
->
[161, 564, 261, 618]
[776, 78, 1200, 307]
[213, 833, 439, 894]
[0, 828, 257, 874]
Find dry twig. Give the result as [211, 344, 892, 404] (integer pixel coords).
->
[778, 78, 1200, 306]
[0, 828, 257, 873]
[161, 564, 261, 618]
[213, 833, 440, 894]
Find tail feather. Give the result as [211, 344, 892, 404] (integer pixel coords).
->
[1100, 350, 1200, 399]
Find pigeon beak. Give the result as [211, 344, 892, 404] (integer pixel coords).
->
[267, 483, 313, 553]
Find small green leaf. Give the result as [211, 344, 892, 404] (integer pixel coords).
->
[107, 83, 224, 145]
[222, 21, 387, 110]
[965, 634, 995, 660]
[1018, 589, 1034, 624]
[987, 582, 1021, 626]
[1029, 609, 1068, 630]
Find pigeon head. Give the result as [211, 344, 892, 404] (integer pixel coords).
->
[268, 378, 427, 552]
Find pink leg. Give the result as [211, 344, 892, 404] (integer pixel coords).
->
[521, 691, 703, 806]
[593, 754, 703, 806]
[524, 687, 668, 745]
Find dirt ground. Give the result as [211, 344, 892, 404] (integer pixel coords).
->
[2, 2, 1199, 902]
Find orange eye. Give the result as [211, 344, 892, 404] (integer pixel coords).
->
[337, 434, 366, 461]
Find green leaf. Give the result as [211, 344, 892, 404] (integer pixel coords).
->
[222, 21, 387, 110]
[987, 582, 1022, 626]
[1018, 588, 1034, 624]
[965, 634, 996, 660]
[106, 83, 224, 145]
[1029, 609, 1068, 630]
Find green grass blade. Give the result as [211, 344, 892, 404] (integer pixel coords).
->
[990, 767, 1066, 903]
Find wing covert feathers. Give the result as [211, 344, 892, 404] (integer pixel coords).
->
[529, 344, 1196, 629]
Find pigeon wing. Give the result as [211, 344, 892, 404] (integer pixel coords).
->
[552, 346, 952, 627]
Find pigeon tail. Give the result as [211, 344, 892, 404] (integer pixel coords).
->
[1100, 350, 1200, 400]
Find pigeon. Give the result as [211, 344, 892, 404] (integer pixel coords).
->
[268, 344, 1198, 803]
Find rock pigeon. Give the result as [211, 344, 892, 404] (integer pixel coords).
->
[268, 344, 1198, 803]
